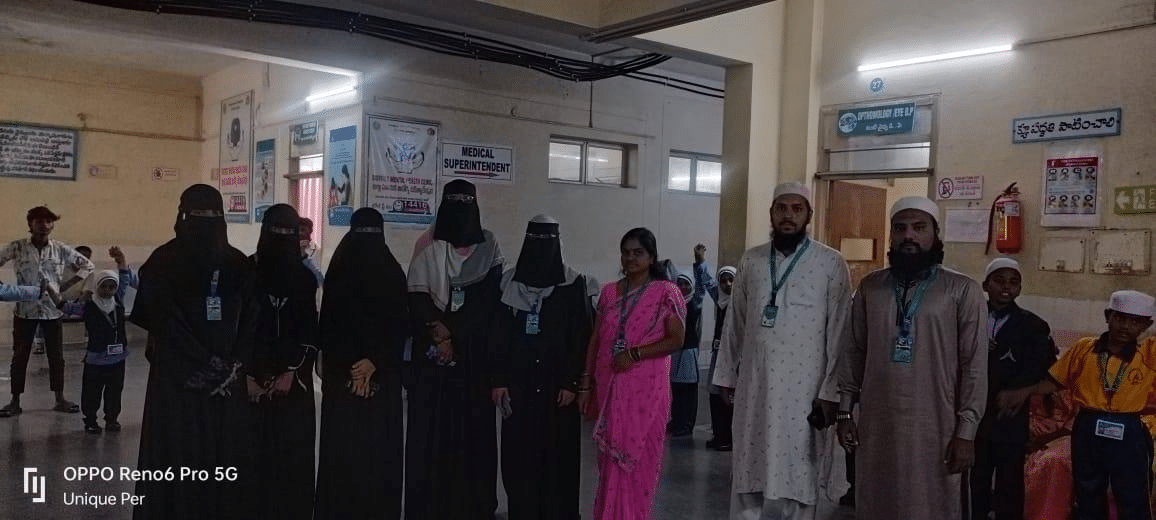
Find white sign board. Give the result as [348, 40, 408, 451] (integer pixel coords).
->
[1013, 108, 1121, 144]
[440, 141, 514, 184]
[935, 175, 983, 200]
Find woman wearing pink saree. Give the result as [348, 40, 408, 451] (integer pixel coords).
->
[579, 227, 686, 520]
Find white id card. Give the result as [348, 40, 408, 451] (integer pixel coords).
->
[106, 343, 125, 355]
[206, 296, 223, 321]
[1095, 419, 1126, 440]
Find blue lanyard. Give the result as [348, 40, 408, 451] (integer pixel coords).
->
[768, 239, 810, 306]
[617, 280, 650, 341]
[892, 267, 938, 335]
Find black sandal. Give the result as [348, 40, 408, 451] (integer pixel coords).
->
[53, 401, 80, 413]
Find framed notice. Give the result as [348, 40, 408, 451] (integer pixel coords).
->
[0, 122, 78, 180]
[219, 91, 254, 223]
[1041, 142, 1101, 227]
[365, 115, 440, 225]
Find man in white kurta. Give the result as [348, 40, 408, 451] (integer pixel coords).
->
[714, 182, 853, 520]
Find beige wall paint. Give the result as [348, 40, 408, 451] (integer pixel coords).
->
[819, 0, 1156, 333]
[642, 2, 792, 251]
[0, 50, 203, 338]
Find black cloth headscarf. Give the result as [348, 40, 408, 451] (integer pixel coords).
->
[320, 208, 409, 358]
[433, 179, 484, 247]
[256, 204, 302, 297]
[175, 184, 229, 269]
[512, 219, 565, 288]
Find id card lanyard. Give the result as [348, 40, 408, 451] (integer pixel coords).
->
[1098, 351, 1131, 401]
[525, 294, 542, 335]
[762, 239, 811, 328]
[206, 270, 222, 321]
[890, 267, 938, 364]
[106, 306, 124, 355]
[615, 280, 650, 353]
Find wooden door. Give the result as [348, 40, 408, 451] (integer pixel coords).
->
[824, 180, 887, 288]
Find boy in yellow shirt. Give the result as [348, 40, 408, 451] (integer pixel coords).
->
[999, 290, 1156, 520]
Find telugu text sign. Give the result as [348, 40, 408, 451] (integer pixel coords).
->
[1013, 108, 1121, 144]
[936, 175, 983, 200]
[0, 122, 78, 180]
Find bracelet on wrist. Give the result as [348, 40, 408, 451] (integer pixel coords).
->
[836, 411, 853, 421]
[629, 347, 642, 362]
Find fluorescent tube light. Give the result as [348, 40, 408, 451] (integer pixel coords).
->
[306, 84, 359, 102]
[858, 44, 1013, 72]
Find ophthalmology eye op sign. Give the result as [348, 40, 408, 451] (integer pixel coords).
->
[837, 102, 916, 136]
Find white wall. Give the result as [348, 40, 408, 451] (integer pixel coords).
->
[198, 38, 724, 300]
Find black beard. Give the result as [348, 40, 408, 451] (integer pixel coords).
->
[772, 229, 807, 254]
[887, 246, 944, 278]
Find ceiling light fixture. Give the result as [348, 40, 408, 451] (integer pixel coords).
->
[305, 84, 359, 103]
[857, 44, 1013, 72]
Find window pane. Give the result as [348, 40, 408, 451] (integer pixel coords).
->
[300, 154, 324, 173]
[586, 145, 623, 185]
[549, 142, 583, 182]
[668, 156, 691, 191]
[828, 143, 930, 172]
[695, 160, 721, 194]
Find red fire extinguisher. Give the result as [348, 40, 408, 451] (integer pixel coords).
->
[986, 183, 1023, 254]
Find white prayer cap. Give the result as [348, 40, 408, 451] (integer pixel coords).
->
[890, 196, 940, 222]
[984, 258, 1021, 280]
[1108, 290, 1156, 318]
[718, 265, 738, 277]
[773, 182, 812, 206]
[530, 214, 558, 224]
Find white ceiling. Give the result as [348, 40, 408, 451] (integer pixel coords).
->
[0, 18, 243, 78]
[0, 0, 725, 83]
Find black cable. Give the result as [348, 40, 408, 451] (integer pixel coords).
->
[76, 0, 721, 93]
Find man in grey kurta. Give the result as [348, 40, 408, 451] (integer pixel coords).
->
[714, 182, 852, 520]
[836, 196, 987, 519]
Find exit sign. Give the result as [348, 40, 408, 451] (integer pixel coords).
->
[1114, 185, 1156, 214]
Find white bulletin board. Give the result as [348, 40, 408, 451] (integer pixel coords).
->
[1090, 229, 1150, 275]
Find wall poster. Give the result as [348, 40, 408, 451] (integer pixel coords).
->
[327, 126, 357, 226]
[0, 122, 78, 180]
[1041, 142, 1101, 228]
[219, 91, 253, 223]
[365, 115, 440, 225]
[253, 139, 276, 223]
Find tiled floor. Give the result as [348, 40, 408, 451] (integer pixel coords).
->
[1, 329, 854, 519]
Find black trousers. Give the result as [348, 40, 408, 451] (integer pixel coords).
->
[1072, 412, 1152, 520]
[670, 382, 698, 432]
[708, 393, 732, 443]
[969, 439, 1025, 520]
[81, 361, 125, 424]
[10, 317, 64, 394]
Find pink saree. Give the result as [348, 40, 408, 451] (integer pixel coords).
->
[590, 279, 686, 520]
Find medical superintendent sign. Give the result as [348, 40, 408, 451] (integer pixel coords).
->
[440, 141, 514, 184]
[837, 102, 916, 136]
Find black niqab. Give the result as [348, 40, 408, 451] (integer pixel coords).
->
[256, 204, 302, 297]
[175, 184, 228, 268]
[512, 220, 565, 288]
[433, 179, 484, 247]
[321, 208, 408, 355]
